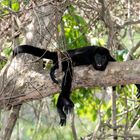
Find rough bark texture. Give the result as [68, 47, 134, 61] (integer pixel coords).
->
[1, 105, 21, 140]
[0, 58, 140, 108]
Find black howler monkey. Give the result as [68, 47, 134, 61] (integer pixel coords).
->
[13, 45, 140, 126]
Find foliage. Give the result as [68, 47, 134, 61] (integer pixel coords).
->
[62, 6, 90, 49]
[0, 0, 20, 15]
[2, 47, 12, 57]
[0, 47, 12, 69]
[0, 61, 6, 70]
[0, 0, 140, 140]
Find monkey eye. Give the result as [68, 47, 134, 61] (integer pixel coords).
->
[102, 55, 106, 59]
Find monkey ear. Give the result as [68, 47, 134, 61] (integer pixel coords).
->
[108, 55, 115, 62]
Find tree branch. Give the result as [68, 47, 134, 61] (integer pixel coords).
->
[1, 105, 21, 140]
[0, 58, 140, 108]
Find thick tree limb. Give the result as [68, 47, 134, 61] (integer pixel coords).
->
[1, 105, 21, 140]
[0, 57, 140, 108]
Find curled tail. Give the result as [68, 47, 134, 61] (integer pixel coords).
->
[13, 45, 59, 83]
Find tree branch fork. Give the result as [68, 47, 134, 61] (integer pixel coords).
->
[0, 57, 140, 108]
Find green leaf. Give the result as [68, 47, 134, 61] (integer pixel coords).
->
[1, 0, 10, 6]
[11, 0, 20, 11]
[1, 0, 20, 12]
[3, 47, 12, 57]
[23, 0, 30, 5]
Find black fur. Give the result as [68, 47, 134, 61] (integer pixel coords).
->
[13, 45, 140, 125]
[13, 45, 58, 63]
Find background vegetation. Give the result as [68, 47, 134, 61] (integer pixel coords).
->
[0, 0, 140, 140]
